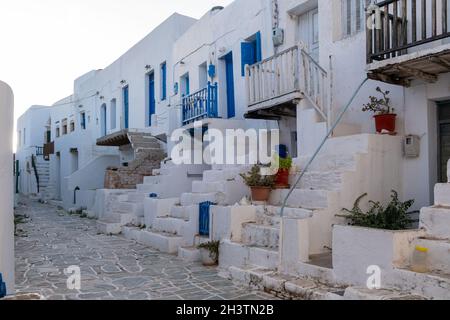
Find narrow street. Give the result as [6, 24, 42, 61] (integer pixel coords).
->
[14, 197, 274, 300]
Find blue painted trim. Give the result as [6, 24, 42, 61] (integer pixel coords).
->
[148, 72, 155, 127]
[224, 52, 236, 118]
[199, 201, 213, 236]
[161, 62, 167, 101]
[122, 86, 129, 129]
[181, 82, 218, 126]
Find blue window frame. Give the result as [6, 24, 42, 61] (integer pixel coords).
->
[122, 86, 129, 129]
[148, 72, 155, 126]
[224, 52, 236, 118]
[160, 62, 167, 101]
[80, 112, 86, 130]
[241, 31, 262, 76]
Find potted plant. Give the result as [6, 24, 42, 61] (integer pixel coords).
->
[272, 155, 293, 189]
[362, 87, 397, 134]
[197, 241, 220, 266]
[240, 165, 276, 202]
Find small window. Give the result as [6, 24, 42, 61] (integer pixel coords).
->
[160, 62, 167, 101]
[110, 99, 117, 130]
[199, 62, 208, 89]
[342, 0, 365, 38]
[181, 73, 190, 96]
[70, 121, 75, 132]
[241, 31, 262, 76]
[56, 127, 60, 138]
[80, 112, 86, 130]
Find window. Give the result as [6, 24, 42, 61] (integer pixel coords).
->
[46, 130, 51, 143]
[148, 72, 156, 126]
[18, 130, 21, 147]
[160, 62, 167, 101]
[241, 31, 262, 76]
[342, 0, 366, 37]
[56, 127, 60, 138]
[62, 120, 68, 135]
[70, 121, 75, 132]
[181, 73, 190, 96]
[123, 86, 129, 129]
[110, 99, 117, 130]
[80, 112, 86, 130]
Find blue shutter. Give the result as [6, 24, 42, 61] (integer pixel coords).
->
[161, 62, 167, 101]
[241, 42, 255, 76]
[199, 201, 213, 236]
[255, 31, 262, 62]
[0, 273, 6, 298]
[123, 86, 129, 129]
[149, 73, 155, 126]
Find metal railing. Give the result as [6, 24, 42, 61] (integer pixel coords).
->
[367, 0, 450, 63]
[182, 82, 218, 126]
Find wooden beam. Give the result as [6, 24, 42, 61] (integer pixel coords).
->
[429, 57, 450, 69]
[396, 65, 438, 82]
[367, 72, 410, 87]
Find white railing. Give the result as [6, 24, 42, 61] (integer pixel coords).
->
[246, 45, 331, 126]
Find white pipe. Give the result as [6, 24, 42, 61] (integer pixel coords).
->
[0, 80, 15, 295]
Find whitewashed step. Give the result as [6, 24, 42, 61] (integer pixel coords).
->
[203, 168, 245, 183]
[270, 189, 331, 209]
[143, 175, 162, 185]
[121, 226, 142, 241]
[192, 181, 228, 193]
[97, 221, 122, 235]
[180, 192, 219, 206]
[101, 212, 135, 225]
[420, 206, 450, 239]
[139, 230, 183, 254]
[344, 287, 427, 300]
[434, 184, 450, 207]
[152, 217, 186, 235]
[220, 240, 279, 270]
[254, 205, 313, 221]
[297, 171, 345, 191]
[242, 223, 280, 249]
[178, 246, 201, 262]
[414, 238, 450, 274]
[170, 205, 197, 220]
[126, 192, 147, 203]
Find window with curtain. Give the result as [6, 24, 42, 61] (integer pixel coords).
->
[342, 0, 367, 37]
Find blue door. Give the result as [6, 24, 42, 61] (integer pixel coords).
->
[224, 52, 235, 119]
[148, 73, 155, 126]
[199, 201, 213, 236]
[123, 86, 129, 129]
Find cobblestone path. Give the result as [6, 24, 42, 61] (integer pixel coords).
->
[14, 197, 275, 300]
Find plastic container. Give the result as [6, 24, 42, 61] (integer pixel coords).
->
[411, 245, 429, 273]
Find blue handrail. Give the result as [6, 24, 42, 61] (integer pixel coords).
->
[182, 82, 218, 125]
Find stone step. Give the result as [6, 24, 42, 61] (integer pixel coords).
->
[344, 287, 427, 300]
[101, 212, 135, 225]
[220, 240, 279, 271]
[253, 205, 313, 225]
[126, 192, 147, 203]
[203, 167, 247, 183]
[297, 171, 345, 191]
[270, 189, 331, 209]
[115, 201, 143, 216]
[178, 246, 201, 262]
[420, 206, 450, 239]
[97, 221, 122, 235]
[152, 217, 186, 235]
[414, 238, 450, 274]
[242, 223, 280, 249]
[143, 175, 162, 185]
[121, 226, 142, 242]
[170, 205, 198, 220]
[434, 184, 450, 207]
[139, 230, 183, 254]
[180, 192, 219, 206]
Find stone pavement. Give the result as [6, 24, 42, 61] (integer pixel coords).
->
[14, 197, 276, 300]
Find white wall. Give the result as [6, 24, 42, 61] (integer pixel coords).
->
[0, 80, 15, 295]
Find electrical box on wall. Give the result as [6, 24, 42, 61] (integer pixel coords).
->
[272, 28, 284, 46]
[404, 135, 421, 158]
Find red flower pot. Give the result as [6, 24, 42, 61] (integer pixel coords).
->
[275, 169, 290, 188]
[251, 187, 272, 202]
[374, 114, 397, 133]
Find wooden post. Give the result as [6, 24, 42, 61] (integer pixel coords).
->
[432, 0, 437, 37]
[422, 0, 427, 40]
[412, 0, 417, 42]
[393, 0, 398, 56]
[443, 0, 448, 34]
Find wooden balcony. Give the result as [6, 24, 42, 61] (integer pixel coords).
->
[367, 0, 450, 86]
[245, 45, 330, 126]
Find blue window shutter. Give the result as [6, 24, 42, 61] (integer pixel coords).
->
[255, 31, 262, 62]
[161, 63, 167, 101]
[241, 42, 255, 76]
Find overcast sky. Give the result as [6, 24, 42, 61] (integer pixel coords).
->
[0, 0, 233, 125]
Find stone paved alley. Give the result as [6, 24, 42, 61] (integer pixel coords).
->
[14, 197, 275, 300]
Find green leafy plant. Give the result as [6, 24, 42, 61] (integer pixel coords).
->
[198, 241, 220, 263]
[272, 155, 293, 170]
[339, 191, 414, 230]
[240, 165, 276, 188]
[362, 87, 395, 115]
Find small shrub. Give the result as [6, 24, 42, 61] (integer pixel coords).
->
[240, 165, 276, 188]
[340, 191, 414, 230]
[197, 241, 220, 263]
[362, 87, 395, 115]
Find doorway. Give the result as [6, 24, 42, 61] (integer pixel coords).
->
[298, 8, 319, 62]
[223, 52, 235, 119]
[100, 104, 107, 136]
[148, 72, 155, 126]
[438, 101, 450, 183]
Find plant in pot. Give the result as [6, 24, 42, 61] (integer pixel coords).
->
[272, 155, 293, 189]
[197, 241, 220, 266]
[338, 190, 415, 230]
[362, 87, 397, 134]
[240, 164, 276, 202]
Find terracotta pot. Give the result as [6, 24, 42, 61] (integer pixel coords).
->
[250, 186, 272, 202]
[275, 169, 290, 188]
[374, 114, 397, 133]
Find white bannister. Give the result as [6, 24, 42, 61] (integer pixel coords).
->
[246, 45, 331, 126]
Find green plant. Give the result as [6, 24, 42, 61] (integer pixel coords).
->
[362, 87, 395, 115]
[198, 241, 220, 262]
[272, 155, 293, 170]
[339, 191, 414, 230]
[240, 165, 276, 188]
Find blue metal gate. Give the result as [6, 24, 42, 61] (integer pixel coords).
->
[199, 201, 213, 236]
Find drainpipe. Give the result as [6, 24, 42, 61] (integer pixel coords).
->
[0, 80, 15, 296]
[278, 78, 369, 270]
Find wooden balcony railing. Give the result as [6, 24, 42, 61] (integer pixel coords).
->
[367, 0, 450, 63]
[182, 82, 218, 126]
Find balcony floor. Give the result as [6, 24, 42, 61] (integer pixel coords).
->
[245, 90, 302, 120]
[367, 44, 450, 86]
